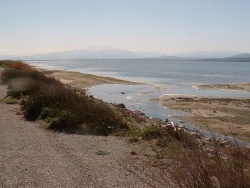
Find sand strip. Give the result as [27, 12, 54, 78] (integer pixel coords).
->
[198, 83, 250, 92]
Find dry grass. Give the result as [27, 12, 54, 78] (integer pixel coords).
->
[1, 60, 33, 71]
[165, 141, 249, 187]
[126, 121, 250, 188]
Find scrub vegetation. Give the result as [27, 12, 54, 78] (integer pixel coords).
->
[0, 60, 128, 135]
[1, 60, 249, 187]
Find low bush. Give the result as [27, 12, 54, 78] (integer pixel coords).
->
[2, 60, 128, 135]
[140, 125, 161, 139]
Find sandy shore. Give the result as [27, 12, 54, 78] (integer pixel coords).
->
[159, 95, 250, 143]
[198, 82, 250, 92]
[39, 69, 139, 89]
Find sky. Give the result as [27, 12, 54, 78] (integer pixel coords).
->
[1, 0, 250, 56]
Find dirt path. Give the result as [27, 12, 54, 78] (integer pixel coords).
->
[0, 83, 151, 187]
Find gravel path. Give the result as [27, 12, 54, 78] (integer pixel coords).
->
[0, 82, 152, 187]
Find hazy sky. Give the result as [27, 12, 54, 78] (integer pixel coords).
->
[1, 0, 250, 55]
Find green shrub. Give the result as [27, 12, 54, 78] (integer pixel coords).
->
[140, 125, 161, 139]
[128, 137, 139, 143]
[1, 61, 128, 135]
[47, 110, 80, 131]
[21, 94, 45, 120]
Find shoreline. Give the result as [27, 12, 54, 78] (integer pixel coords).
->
[37, 67, 250, 143]
[198, 83, 250, 92]
[2, 61, 250, 186]
[37, 68, 141, 89]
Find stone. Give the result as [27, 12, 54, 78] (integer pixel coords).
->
[210, 176, 220, 188]
[218, 139, 230, 147]
[130, 151, 137, 155]
[115, 103, 126, 108]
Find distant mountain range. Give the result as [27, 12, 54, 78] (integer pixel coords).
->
[146, 52, 250, 62]
[175, 51, 240, 58]
[199, 53, 250, 62]
[0, 48, 250, 62]
[0, 47, 164, 60]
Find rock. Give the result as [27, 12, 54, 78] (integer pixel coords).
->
[218, 139, 230, 147]
[177, 127, 184, 132]
[177, 124, 185, 129]
[204, 137, 213, 143]
[115, 103, 126, 108]
[243, 169, 249, 176]
[189, 131, 202, 139]
[130, 151, 137, 155]
[161, 124, 167, 128]
[134, 110, 145, 116]
[162, 123, 177, 133]
[210, 176, 220, 188]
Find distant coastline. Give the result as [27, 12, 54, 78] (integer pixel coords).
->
[1, 48, 250, 62]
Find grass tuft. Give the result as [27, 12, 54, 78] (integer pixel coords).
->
[95, 150, 111, 155]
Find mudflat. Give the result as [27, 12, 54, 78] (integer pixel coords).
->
[159, 95, 250, 143]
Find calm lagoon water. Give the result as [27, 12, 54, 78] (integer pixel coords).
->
[27, 59, 250, 121]
[27, 59, 250, 86]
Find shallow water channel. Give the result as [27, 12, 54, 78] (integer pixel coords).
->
[89, 84, 250, 147]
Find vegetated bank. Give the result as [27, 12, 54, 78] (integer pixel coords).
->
[0, 60, 249, 188]
[0, 60, 133, 135]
